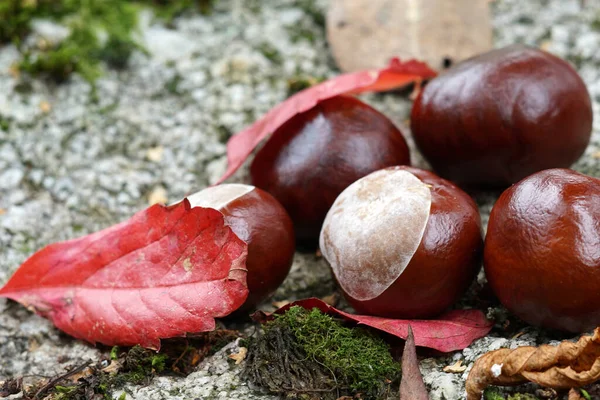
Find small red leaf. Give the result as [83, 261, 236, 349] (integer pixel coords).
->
[400, 326, 429, 400]
[257, 298, 492, 352]
[216, 58, 437, 184]
[0, 200, 248, 349]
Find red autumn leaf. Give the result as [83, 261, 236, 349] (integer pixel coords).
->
[0, 200, 248, 349]
[255, 298, 492, 353]
[216, 58, 437, 184]
[400, 325, 429, 400]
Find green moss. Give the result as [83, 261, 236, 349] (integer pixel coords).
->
[110, 346, 119, 360]
[257, 42, 282, 65]
[483, 388, 539, 400]
[15, 0, 142, 84]
[0, 0, 78, 44]
[286, 75, 324, 96]
[3, 0, 216, 85]
[0, 115, 10, 132]
[245, 306, 400, 399]
[148, 0, 218, 22]
[165, 73, 183, 94]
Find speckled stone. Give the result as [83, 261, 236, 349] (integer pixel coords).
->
[0, 0, 599, 399]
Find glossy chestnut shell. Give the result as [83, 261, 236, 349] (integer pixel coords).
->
[188, 184, 295, 310]
[250, 95, 410, 246]
[411, 45, 592, 188]
[320, 166, 483, 318]
[484, 169, 600, 332]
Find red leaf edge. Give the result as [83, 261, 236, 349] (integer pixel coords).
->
[0, 200, 249, 349]
[216, 58, 437, 184]
[253, 298, 493, 353]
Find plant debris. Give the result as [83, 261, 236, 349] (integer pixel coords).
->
[254, 298, 493, 352]
[482, 387, 540, 400]
[244, 306, 400, 399]
[0, 378, 22, 397]
[443, 360, 468, 374]
[0, 200, 248, 348]
[399, 326, 428, 400]
[5, 330, 240, 399]
[216, 58, 437, 184]
[466, 328, 600, 400]
[1, 0, 216, 84]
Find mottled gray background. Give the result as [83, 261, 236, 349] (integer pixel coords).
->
[1, 0, 599, 399]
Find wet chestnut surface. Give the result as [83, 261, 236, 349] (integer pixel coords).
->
[218, 188, 295, 310]
[411, 45, 592, 188]
[341, 166, 483, 319]
[484, 169, 600, 332]
[250, 95, 410, 246]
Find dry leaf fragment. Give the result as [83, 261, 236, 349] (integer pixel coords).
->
[568, 388, 584, 400]
[0, 209, 5, 215]
[229, 347, 247, 365]
[466, 328, 600, 400]
[443, 360, 467, 374]
[592, 151, 600, 159]
[327, 0, 493, 72]
[399, 326, 428, 400]
[101, 360, 123, 375]
[320, 292, 340, 306]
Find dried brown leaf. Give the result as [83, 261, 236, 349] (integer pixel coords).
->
[466, 328, 600, 400]
[443, 360, 467, 374]
[568, 388, 584, 400]
[399, 325, 428, 400]
[229, 347, 248, 365]
[327, 0, 492, 72]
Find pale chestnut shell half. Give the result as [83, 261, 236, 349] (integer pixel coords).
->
[187, 184, 254, 210]
[319, 169, 432, 301]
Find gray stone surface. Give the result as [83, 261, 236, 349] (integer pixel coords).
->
[0, 0, 599, 399]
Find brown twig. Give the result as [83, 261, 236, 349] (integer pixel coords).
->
[34, 360, 92, 399]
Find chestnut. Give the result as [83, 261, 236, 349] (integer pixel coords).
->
[411, 45, 592, 188]
[484, 169, 600, 332]
[187, 184, 295, 310]
[319, 166, 483, 318]
[250, 95, 411, 246]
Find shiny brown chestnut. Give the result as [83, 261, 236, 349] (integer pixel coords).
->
[411, 45, 592, 188]
[319, 166, 483, 318]
[484, 169, 600, 332]
[188, 184, 295, 310]
[250, 95, 411, 246]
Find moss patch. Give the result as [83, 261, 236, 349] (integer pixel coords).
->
[244, 306, 400, 399]
[22, 330, 240, 400]
[484, 387, 540, 400]
[2, 0, 217, 85]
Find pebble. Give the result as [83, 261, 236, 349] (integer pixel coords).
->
[0, 0, 598, 399]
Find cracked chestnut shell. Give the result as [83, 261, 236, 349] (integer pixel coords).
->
[484, 169, 600, 332]
[188, 184, 295, 310]
[320, 166, 483, 318]
[411, 45, 592, 188]
[250, 95, 411, 246]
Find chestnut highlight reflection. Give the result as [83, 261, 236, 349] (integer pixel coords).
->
[188, 184, 295, 310]
[320, 166, 483, 318]
[411, 45, 592, 187]
[251, 95, 410, 246]
[484, 169, 600, 332]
